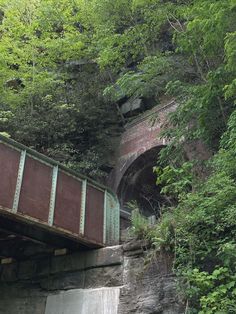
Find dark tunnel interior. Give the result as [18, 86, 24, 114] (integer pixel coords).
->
[118, 146, 166, 218]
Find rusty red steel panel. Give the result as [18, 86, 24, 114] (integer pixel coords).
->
[18, 156, 51, 222]
[84, 185, 104, 244]
[0, 143, 20, 209]
[0, 135, 120, 247]
[53, 171, 82, 235]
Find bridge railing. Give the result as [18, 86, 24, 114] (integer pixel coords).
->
[0, 135, 119, 247]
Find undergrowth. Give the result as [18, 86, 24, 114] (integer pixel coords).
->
[130, 110, 236, 313]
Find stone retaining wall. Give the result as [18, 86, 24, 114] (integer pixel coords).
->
[0, 242, 184, 314]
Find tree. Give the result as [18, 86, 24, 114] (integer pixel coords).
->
[0, 0, 121, 178]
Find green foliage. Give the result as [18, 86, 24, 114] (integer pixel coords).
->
[0, 0, 121, 178]
[153, 14, 236, 309]
[104, 53, 194, 104]
[130, 206, 150, 239]
[148, 211, 175, 253]
[154, 162, 193, 200]
[0, 1, 236, 311]
[185, 266, 236, 314]
[131, 206, 175, 254]
[4, 0, 234, 180]
[144, 108, 236, 312]
[158, 0, 236, 161]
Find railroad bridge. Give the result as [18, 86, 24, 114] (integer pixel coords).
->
[0, 136, 119, 261]
[0, 101, 176, 261]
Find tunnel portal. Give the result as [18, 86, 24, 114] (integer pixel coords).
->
[117, 146, 166, 218]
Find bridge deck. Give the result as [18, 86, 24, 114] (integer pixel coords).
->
[0, 135, 119, 255]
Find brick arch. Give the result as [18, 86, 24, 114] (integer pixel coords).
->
[108, 101, 177, 193]
[117, 145, 165, 216]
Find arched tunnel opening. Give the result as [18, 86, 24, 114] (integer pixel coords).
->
[118, 146, 166, 220]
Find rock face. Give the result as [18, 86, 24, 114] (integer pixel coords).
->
[119, 240, 183, 314]
[0, 240, 184, 314]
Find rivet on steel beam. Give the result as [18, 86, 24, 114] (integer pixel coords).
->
[48, 165, 58, 226]
[12, 150, 26, 213]
[103, 190, 107, 244]
[80, 179, 87, 235]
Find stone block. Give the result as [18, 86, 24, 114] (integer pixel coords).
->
[40, 271, 85, 291]
[35, 257, 51, 277]
[84, 265, 123, 288]
[18, 260, 37, 280]
[50, 252, 85, 275]
[0, 296, 46, 314]
[85, 246, 123, 269]
[123, 239, 150, 257]
[0, 263, 18, 282]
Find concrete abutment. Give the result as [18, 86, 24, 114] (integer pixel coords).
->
[0, 242, 184, 314]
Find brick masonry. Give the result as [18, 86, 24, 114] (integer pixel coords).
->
[108, 101, 177, 192]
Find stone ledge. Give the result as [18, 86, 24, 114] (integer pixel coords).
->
[123, 239, 149, 252]
[0, 245, 124, 282]
[39, 265, 123, 291]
